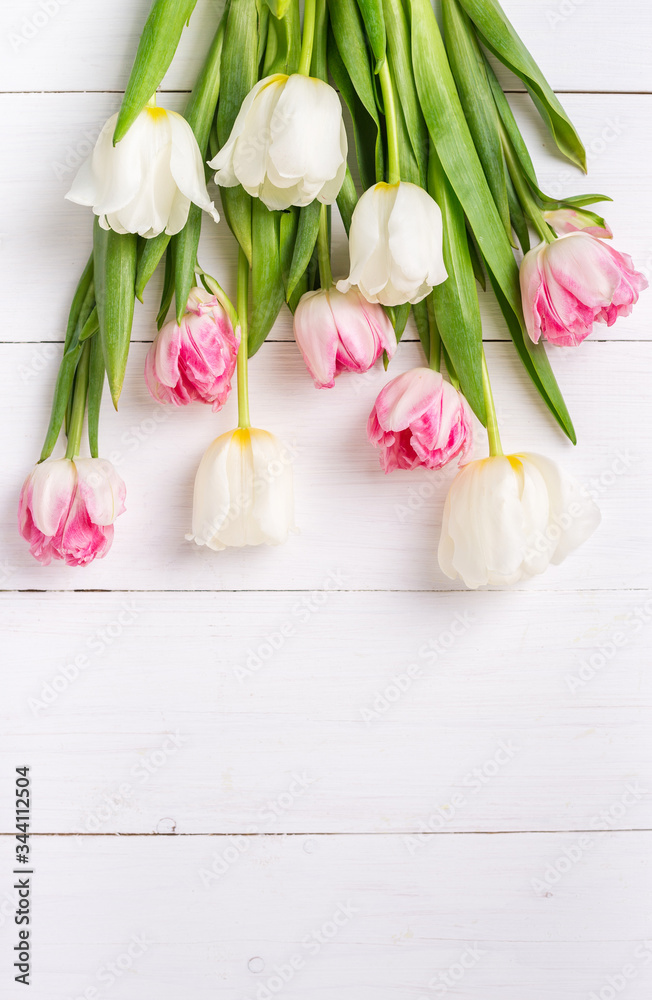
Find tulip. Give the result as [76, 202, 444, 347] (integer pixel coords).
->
[520, 233, 648, 347]
[209, 74, 347, 211]
[368, 368, 474, 473]
[336, 181, 447, 306]
[18, 458, 126, 567]
[543, 208, 613, 240]
[438, 453, 601, 588]
[66, 105, 219, 238]
[145, 287, 240, 410]
[187, 428, 295, 551]
[293, 285, 396, 388]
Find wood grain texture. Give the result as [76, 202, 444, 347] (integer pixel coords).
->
[1, 590, 650, 835]
[3, 340, 651, 591]
[0, 833, 651, 1000]
[0, 93, 650, 345]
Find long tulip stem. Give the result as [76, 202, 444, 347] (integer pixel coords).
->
[317, 204, 333, 288]
[236, 248, 251, 430]
[378, 59, 400, 185]
[499, 119, 554, 244]
[481, 350, 503, 457]
[298, 0, 317, 76]
[65, 341, 91, 460]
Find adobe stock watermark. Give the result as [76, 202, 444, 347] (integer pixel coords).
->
[418, 943, 487, 998]
[545, 117, 625, 201]
[74, 731, 188, 839]
[233, 570, 345, 682]
[531, 782, 649, 895]
[242, 900, 358, 1000]
[199, 772, 316, 886]
[27, 600, 140, 716]
[404, 741, 519, 855]
[8, 0, 75, 54]
[564, 597, 652, 693]
[588, 940, 652, 1000]
[546, 0, 589, 30]
[359, 612, 475, 724]
[65, 933, 152, 1000]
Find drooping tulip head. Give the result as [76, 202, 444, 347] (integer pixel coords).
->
[187, 428, 295, 551]
[293, 285, 396, 388]
[336, 181, 448, 306]
[145, 287, 240, 410]
[66, 106, 219, 238]
[367, 368, 474, 473]
[18, 458, 126, 567]
[438, 453, 601, 588]
[209, 74, 348, 211]
[520, 233, 647, 347]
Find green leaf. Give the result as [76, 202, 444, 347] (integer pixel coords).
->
[390, 303, 411, 342]
[87, 333, 105, 459]
[443, 0, 511, 239]
[216, 0, 259, 261]
[263, 1, 301, 75]
[157, 241, 175, 329]
[428, 145, 486, 424]
[172, 203, 201, 323]
[93, 220, 138, 409]
[327, 23, 383, 189]
[489, 272, 576, 444]
[184, 17, 225, 152]
[412, 300, 429, 360]
[249, 200, 285, 356]
[336, 166, 358, 235]
[261, 0, 292, 18]
[409, 0, 574, 441]
[457, 0, 586, 170]
[286, 201, 321, 301]
[135, 232, 170, 301]
[382, 0, 427, 185]
[114, 0, 198, 144]
[505, 168, 530, 253]
[63, 255, 93, 354]
[354, 0, 386, 68]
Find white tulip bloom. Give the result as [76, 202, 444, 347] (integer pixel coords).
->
[187, 428, 295, 551]
[438, 453, 601, 589]
[209, 73, 347, 211]
[337, 181, 448, 306]
[66, 105, 219, 238]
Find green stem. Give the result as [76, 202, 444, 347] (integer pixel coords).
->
[317, 204, 333, 288]
[378, 58, 400, 185]
[197, 267, 239, 330]
[499, 120, 554, 244]
[236, 248, 251, 429]
[426, 294, 441, 372]
[481, 350, 503, 457]
[298, 0, 317, 76]
[65, 341, 91, 460]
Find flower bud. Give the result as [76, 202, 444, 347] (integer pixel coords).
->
[368, 368, 474, 473]
[18, 458, 126, 566]
[543, 208, 613, 240]
[145, 287, 240, 410]
[293, 285, 396, 388]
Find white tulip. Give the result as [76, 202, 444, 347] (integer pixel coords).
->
[187, 428, 295, 551]
[66, 105, 219, 238]
[337, 181, 448, 306]
[438, 453, 601, 589]
[208, 74, 347, 211]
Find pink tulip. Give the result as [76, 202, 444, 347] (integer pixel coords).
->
[367, 368, 474, 473]
[145, 287, 239, 409]
[543, 208, 613, 240]
[293, 285, 396, 388]
[520, 233, 647, 347]
[18, 458, 126, 566]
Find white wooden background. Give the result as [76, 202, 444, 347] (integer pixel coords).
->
[1, 2, 651, 998]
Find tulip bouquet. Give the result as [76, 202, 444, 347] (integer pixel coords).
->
[19, 0, 646, 587]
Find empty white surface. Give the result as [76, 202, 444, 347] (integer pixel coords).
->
[1, 2, 651, 998]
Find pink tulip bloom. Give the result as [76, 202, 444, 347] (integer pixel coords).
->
[520, 233, 647, 347]
[543, 208, 613, 240]
[293, 285, 396, 388]
[367, 368, 474, 473]
[145, 287, 239, 409]
[18, 458, 126, 567]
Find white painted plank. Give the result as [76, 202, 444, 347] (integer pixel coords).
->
[3, 340, 651, 592]
[0, 93, 649, 346]
[0, 833, 650, 999]
[0, 0, 650, 93]
[1, 590, 650, 834]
